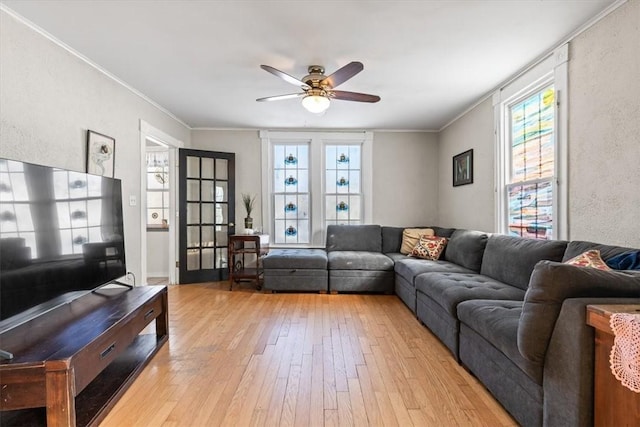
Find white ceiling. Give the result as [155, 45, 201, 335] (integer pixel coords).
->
[2, 0, 616, 130]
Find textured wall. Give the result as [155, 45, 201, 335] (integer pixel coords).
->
[567, 0, 640, 247]
[372, 132, 439, 226]
[437, 98, 495, 232]
[0, 11, 191, 281]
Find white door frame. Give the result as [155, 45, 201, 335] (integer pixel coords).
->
[139, 120, 184, 285]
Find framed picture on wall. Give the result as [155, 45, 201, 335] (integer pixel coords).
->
[86, 130, 116, 177]
[453, 149, 473, 187]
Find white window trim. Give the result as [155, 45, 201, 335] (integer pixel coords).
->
[260, 130, 373, 247]
[494, 44, 568, 240]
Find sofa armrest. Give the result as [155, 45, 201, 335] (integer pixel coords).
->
[518, 261, 640, 365]
[543, 297, 640, 427]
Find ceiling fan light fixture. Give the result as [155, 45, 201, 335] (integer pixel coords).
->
[302, 94, 330, 113]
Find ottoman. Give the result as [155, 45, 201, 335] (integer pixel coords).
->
[262, 249, 328, 292]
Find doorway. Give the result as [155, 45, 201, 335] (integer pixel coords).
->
[139, 120, 183, 286]
[178, 148, 235, 284]
[145, 142, 171, 285]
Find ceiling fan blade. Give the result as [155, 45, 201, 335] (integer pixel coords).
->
[330, 90, 381, 103]
[260, 65, 310, 89]
[256, 93, 306, 102]
[322, 61, 364, 89]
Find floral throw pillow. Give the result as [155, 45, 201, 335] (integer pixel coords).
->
[411, 236, 448, 260]
[564, 249, 612, 271]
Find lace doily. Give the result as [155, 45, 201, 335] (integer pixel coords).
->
[609, 313, 640, 393]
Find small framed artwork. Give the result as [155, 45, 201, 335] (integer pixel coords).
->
[86, 130, 115, 177]
[453, 149, 473, 187]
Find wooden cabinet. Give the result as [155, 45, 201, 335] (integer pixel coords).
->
[228, 234, 269, 290]
[0, 285, 168, 426]
[586, 304, 640, 427]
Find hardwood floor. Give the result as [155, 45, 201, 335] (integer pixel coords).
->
[100, 282, 516, 426]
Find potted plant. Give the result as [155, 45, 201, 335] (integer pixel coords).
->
[241, 193, 256, 231]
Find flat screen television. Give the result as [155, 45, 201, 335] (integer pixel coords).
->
[0, 158, 126, 323]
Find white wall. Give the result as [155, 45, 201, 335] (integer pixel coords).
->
[436, 1, 640, 246]
[567, 0, 640, 247]
[437, 99, 495, 232]
[0, 11, 191, 282]
[146, 231, 169, 277]
[372, 132, 439, 226]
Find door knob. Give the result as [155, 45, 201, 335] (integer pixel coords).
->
[229, 222, 235, 227]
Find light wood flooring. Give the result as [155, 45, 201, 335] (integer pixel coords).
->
[100, 282, 516, 426]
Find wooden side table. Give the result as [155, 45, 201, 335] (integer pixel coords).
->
[586, 304, 640, 427]
[228, 234, 269, 290]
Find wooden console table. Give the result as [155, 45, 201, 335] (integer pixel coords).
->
[228, 234, 269, 290]
[586, 304, 640, 427]
[0, 285, 168, 427]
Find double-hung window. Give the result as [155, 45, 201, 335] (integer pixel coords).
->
[506, 84, 555, 239]
[261, 131, 372, 247]
[495, 44, 568, 240]
[272, 143, 310, 244]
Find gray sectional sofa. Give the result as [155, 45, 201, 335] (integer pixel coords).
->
[262, 224, 640, 426]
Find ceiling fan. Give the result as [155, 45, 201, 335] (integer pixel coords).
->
[256, 61, 381, 113]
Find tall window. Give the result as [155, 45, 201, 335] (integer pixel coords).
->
[146, 150, 170, 230]
[272, 144, 310, 244]
[495, 44, 568, 240]
[325, 145, 362, 227]
[506, 84, 555, 239]
[261, 131, 372, 247]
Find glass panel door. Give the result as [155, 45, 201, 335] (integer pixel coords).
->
[179, 149, 235, 283]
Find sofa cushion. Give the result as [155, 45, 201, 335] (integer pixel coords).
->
[326, 224, 381, 252]
[443, 229, 488, 272]
[385, 252, 407, 262]
[411, 235, 447, 260]
[382, 226, 404, 254]
[415, 272, 526, 316]
[518, 260, 640, 365]
[457, 299, 542, 384]
[263, 248, 328, 269]
[395, 258, 476, 283]
[400, 228, 434, 254]
[480, 235, 568, 290]
[563, 240, 637, 262]
[327, 251, 394, 271]
[431, 226, 456, 238]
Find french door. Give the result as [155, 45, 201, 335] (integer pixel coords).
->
[179, 149, 235, 283]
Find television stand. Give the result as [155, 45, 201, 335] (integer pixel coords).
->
[0, 285, 168, 427]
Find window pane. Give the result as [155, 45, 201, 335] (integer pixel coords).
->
[187, 180, 199, 201]
[215, 159, 228, 180]
[511, 85, 554, 183]
[148, 191, 163, 208]
[201, 181, 214, 202]
[187, 203, 199, 224]
[508, 181, 553, 240]
[202, 203, 214, 224]
[324, 143, 363, 231]
[507, 85, 555, 240]
[201, 158, 214, 179]
[187, 156, 199, 178]
[216, 182, 227, 202]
